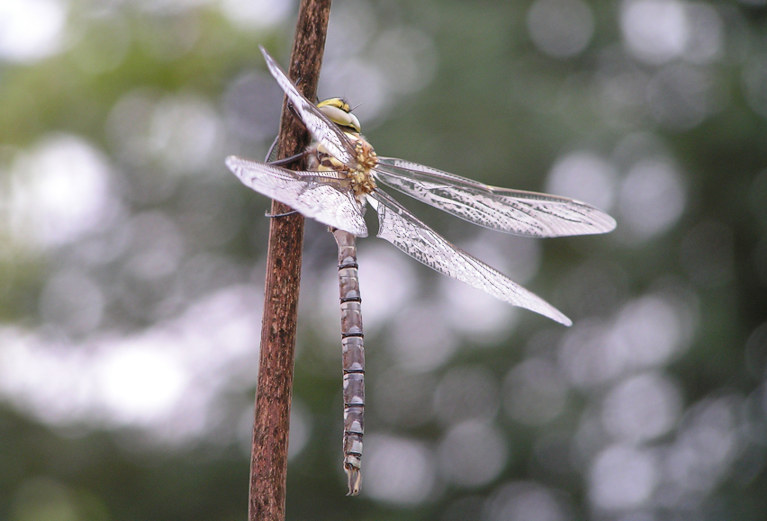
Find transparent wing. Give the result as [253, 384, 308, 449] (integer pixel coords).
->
[226, 155, 368, 237]
[260, 46, 357, 165]
[374, 157, 616, 238]
[367, 189, 572, 325]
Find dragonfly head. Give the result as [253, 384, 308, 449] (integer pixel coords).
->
[317, 97, 361, 134]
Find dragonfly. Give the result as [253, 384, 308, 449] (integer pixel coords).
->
[226, 46, 616, 495]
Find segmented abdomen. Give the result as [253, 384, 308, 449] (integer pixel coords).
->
[333, 228, 365, 496]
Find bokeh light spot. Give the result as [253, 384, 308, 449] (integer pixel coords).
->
[601, 371, 682, 442]
[220, 0, 293, 30]
[547, 151, 617, 211]
[621, 0, 687, 64]
[5, 134, 118, 249]
[0, 0, 66, 62]
[618, 157, 686, 240]
[589, 444, 657, 510]
[364, 435, 436, 505]
[485, 481, 569, 521]
[438, 420, 508, 488]
[527, 0, 594, 58]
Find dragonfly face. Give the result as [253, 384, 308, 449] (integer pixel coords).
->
[225, 46, 617, 495]
[316, 97, 361, 133]
[313, 98, 378, 200]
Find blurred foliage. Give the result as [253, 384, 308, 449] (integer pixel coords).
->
[2, 0, 767, 520]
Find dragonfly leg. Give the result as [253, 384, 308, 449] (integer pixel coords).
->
[261, 143, 308, 220]
[260, 141, 304, 219]
[267, 149, 308, 167]
[263, 135, 279, 162]
[264, 209, 299, 218]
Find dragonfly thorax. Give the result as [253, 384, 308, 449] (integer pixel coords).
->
[312, 131, 377, 200]
[349, 136, 378, 197]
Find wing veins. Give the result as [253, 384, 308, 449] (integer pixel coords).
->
[367, 188, 571, 325]
[374, 157, 616, 238]
[226, 155, 367, 237]
[260, 46, 357, 165]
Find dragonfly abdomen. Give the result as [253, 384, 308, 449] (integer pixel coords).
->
[334, 228, 366, 496]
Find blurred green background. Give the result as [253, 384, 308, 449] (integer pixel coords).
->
[2, 0, 767, 520]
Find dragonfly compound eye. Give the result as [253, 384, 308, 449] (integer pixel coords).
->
[318, 98, 362, 133]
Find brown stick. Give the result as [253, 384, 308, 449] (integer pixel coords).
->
[249, 2, 331, 520]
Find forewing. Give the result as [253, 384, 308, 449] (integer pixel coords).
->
[260, 46, 357, 165]
[367, 189, 571, 325]
[375, 157, 616, 238]
[226, 155, 368, 237]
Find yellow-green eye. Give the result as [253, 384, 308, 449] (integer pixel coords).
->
[317, 97, 361, 133]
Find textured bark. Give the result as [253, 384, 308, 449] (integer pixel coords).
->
[249, 1, 331, 520]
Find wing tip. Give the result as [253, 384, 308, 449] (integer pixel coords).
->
[551, 311, 573, 327]
[516, 289, 573, 326]
[225, 155, 250, 173]
[529, 300, 572, 326]
[590, 211, 617, 234]
[260, 46, 287, 81]
[553, 210, 617, 237]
